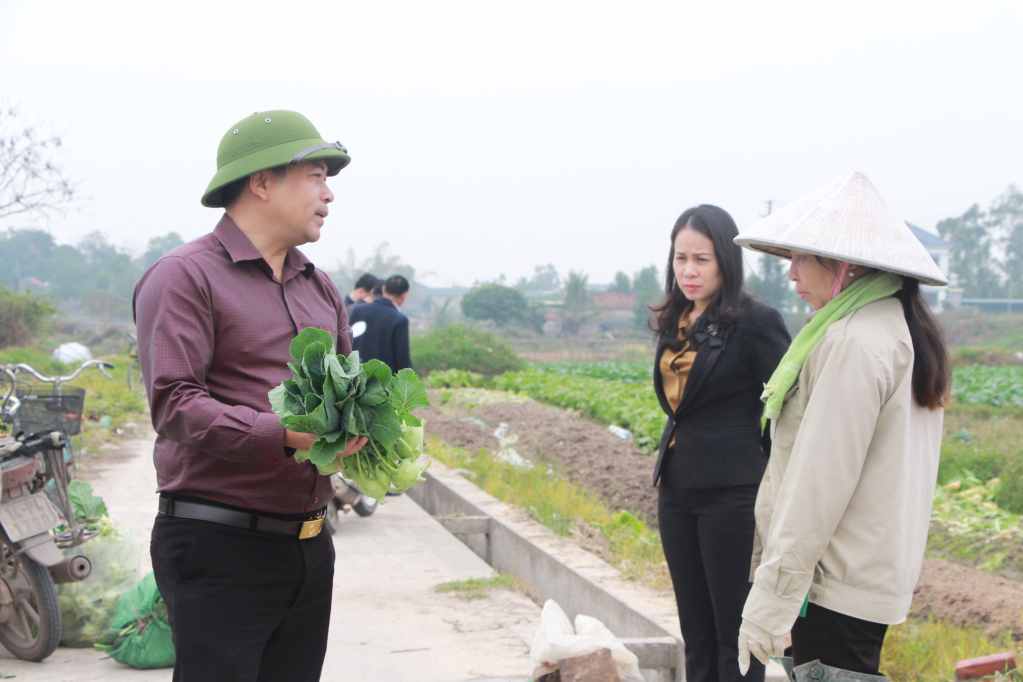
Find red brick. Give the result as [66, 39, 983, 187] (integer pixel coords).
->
[955, 652, 1017, 680]
[558, 648, 620, 682]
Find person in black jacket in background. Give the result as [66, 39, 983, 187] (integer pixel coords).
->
[344, 272, 378, 311]
[650, 205, 790, 682]
[349, 274, 413, 371]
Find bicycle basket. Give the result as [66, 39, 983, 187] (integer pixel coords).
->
[15, 386, 86, 436]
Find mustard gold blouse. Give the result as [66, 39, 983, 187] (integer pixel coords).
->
[659, 316, 697, 446]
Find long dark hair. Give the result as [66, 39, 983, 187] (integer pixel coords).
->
[650, 205, 752, 350]
[896, 278, 951, 409]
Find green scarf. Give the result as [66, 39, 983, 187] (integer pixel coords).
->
[761, 271, 903, 425]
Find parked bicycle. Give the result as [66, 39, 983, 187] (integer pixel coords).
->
[0, 359, 113, 661]
[126, 332, 144, 394]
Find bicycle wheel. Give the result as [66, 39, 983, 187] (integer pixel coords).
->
[126, 359, 145, 394]
[0, 553, 61, 661]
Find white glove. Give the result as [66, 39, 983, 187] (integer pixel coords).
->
[737, 618, 787, 676]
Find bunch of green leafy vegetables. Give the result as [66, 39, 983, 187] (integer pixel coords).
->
[56, 481, 142, 647]
[268, 327, 431, 500]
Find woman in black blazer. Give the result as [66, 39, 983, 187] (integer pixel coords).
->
[651, 205, 790, 682]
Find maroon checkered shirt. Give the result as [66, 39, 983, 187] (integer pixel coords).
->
[133, 215, 352, 514]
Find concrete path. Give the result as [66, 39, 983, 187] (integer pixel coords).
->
[0, 431, 539, 681]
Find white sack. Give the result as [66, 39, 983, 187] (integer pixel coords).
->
[52, 342, 92, 364]
[529, 599, 644, 682]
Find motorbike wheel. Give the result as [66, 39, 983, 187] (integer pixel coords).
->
[353, 496, 379, 517]
[0, 554, 61, 661]
[323, 499, 340, 535]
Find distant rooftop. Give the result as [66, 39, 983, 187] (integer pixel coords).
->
[907, 223, 952, 248]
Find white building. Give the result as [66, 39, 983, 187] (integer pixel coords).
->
[907, 223, 952, 309]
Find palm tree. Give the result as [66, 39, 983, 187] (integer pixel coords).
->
[560, 270, 595, 335]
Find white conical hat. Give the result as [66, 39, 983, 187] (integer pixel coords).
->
[734, 171, 948, 286]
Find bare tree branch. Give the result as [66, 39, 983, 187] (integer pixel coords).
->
[0, 104, 81, 224]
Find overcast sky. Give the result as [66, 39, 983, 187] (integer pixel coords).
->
[1, 0, 1021, 287]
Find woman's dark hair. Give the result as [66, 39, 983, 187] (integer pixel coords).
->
[650, 204, 751, 350]
[896, 277, 951, 409]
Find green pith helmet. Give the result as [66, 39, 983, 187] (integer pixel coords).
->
[201, 110, 351, 208]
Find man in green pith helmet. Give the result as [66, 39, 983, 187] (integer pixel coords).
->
[134, 110, 368, 682]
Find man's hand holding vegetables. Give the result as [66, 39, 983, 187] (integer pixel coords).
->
[134, 111, 361, 682]
[283, 430, 367, 457]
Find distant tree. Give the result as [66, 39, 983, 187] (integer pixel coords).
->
[938, 204, 1004, 298]
[631, 265, 661, 330]
[609, 271, 631, 293]
[0, 286, 56, 348]
[142, 232, 185, 268]
[989, 186, 1023, 300]
[359, 242, 417, 282]
[514, 264, 561, 292]
[747, 254, 793, 312]
[0, 105, 80, 225]
[332, 242, 425, 299]
[631, 266, 660, 297]
[560, 270, 595, 335]
[0, 228, 59, 288]
[79, 289, 131, 327]
[46, 243, 91, 300]
[460, 283, 529, 326]
[526, 301, 548, 334]
[74, 231, 142, 300]
[430, 298, 457, 328]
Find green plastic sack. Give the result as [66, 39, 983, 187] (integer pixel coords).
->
[56, 515, 142, 647]
[94, 571, 175, 669]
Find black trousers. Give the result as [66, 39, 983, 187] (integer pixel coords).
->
[151, 513, 335, 682]
[659, 479, 763, 682]
[791, 603, 888, 675]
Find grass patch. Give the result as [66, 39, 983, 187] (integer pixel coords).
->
[881, 618, 1017, 682]
[939, 403, 1023, 514]
[434, 574, 533, 600]
[427, 437, 671, 590]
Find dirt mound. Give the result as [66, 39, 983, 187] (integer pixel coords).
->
[421, 392, 660, 527]
[913, 558, 1023, 640]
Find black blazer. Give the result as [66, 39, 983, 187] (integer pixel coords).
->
[349, 298, 413, 372]
[652, 300, 790, 489]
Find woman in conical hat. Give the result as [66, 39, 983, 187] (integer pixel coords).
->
[733, 171, 950, 682]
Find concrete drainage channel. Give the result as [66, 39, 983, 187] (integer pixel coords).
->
[408, 457, 683, 682]
[409, 458, 790, 682]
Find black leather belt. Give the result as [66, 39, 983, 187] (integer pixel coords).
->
[158, 496, 325, 539]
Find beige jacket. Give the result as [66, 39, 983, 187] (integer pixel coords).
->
[743, 297, 943, 634]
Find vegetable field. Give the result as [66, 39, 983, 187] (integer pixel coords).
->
[531, 361, 651, 384]
[493, 369, 664, 450]
[950, 366, 1023, 407]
